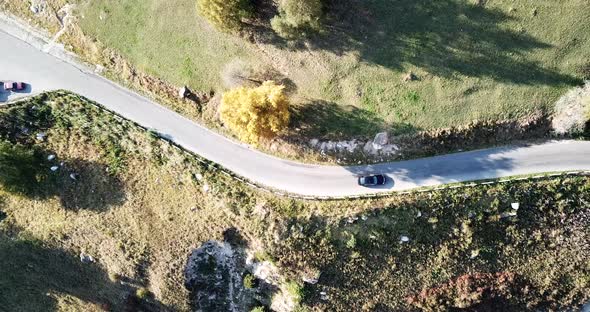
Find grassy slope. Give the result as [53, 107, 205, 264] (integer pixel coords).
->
[0, 93, 589, 311]
[0, 93, 276, 311]
[77, 0, 260, 92]
[77, 0, 589, 137]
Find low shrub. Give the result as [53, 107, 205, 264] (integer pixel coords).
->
[243, 273, 255, 289]
[135, 287, 150, 299]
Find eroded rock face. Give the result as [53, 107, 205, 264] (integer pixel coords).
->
[373, 132, 389, 147]
[552, 81, 590, 135]
[184, 238, 299, 312]
[184, 241, 245, 312]
[308, 130, 401, 162]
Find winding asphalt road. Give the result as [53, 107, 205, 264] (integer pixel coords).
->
[2, 24, 590, 197]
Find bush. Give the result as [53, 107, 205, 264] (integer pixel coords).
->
[271, 0, 323, 39]
[196, 0, 252, 32]
[220, 81, 290, 145]
[250, 307, 265, 312]
[284, 281, 304, 304]
[243, 273, 255, 289]
[135, 287, 150, 299]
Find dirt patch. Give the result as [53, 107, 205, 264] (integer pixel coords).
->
[407, 272, 536, 311]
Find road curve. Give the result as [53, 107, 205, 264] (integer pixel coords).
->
[2, 27, 590, 197]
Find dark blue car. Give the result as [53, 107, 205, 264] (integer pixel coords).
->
[358, 174, 387, 187]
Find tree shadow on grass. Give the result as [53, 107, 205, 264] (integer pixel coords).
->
[0, 142, 126, 211]
[54, 158, 127, 211]
[0, 231, 170, 311]
[280, 0, 581, 86]
[0, 233, 107, 311]
[289, 100, 419, 140]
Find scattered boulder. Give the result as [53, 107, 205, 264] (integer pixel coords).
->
[346, 140, 359, 153]
[178, 86, 210, 107]
[178, 86, 191, 99]
[500, 211, 517, 219]
[511, 203, 520, 210]
[194, 173, 203, 181]
[372, 132, 389, 151]
[302, 270, 321, 285]
[95, 64, 105, 74]
[29, 0, 47, 14]
[47, 154, 56, 161]
[325, 141, 335, 151]
[381, 144, 400, 154]
[36, 132, 47, 141]
[347, 216, 359, 224]
[80, 252, 95, 264]
[363, 140, 377, 155]
[50, 166, 59, 172]
[309, 139, 319, 147]
[400, 235, 410, 243]
[402, 72, 418, 82]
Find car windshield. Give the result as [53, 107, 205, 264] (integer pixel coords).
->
[362, 176, 376, 184]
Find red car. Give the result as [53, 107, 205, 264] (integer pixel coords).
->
[2, 81, 26, 91]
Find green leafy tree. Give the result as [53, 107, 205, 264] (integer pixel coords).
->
[196, 0, 252, 32]
[271, 0, 323, 39]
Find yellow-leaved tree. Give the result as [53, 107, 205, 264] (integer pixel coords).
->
[220, 81, 290, 145]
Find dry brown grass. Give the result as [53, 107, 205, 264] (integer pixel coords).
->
[2, 92, 589, 311]
[0, 93, 276, 310]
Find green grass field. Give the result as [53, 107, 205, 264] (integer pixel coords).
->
[77, 0, 260, 93]
[76, 0, 590, 138]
